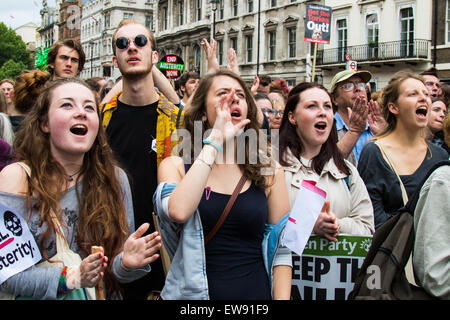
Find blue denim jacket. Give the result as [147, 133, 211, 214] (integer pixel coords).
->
[153, 182, 291, 300]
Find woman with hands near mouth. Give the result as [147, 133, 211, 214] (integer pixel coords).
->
[155, 69, 292, 300]
[0, 78, 162, 300]
[279, 82, 374, 242]
[358, 72, 448, 229]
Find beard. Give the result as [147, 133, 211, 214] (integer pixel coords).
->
[118, 59, 153, 80]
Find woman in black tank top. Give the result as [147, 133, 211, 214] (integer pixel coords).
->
[158, 70, 292, 300]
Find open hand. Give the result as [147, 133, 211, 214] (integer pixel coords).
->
[210, 89, 251, 144]
[122, 223, 162, 269]
[348, 96, 369, 135]
[368, 99, 387, 135]
[202, 38, 220, 74]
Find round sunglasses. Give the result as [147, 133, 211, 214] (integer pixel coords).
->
[115, 34, 148, 50]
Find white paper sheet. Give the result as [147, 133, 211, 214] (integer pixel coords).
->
[281, 180, 326, 257]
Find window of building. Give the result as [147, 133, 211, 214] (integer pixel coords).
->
[366, 13, 379, 58]
[270, 0, 277, 8]
[179, 1, 184, 25]
[233, 0, 238, 17]
[230, 37, 238, 53]
[145, 15, 153, 30]
[246, 35, 253, 62]
[447, 0, 450, 43]
[162, 6, 168, 30]
[336, 18, 348, 62]
[196, 0, 202, 21]
[217, 39, 223, 65]
[400, 6, 414, 56]
[219, 0, 224, 19]
[248, 0, 253, 13]
[123, 12, 133, 20]
[287, 27, 296, 58]
[268, 30, 276, 61]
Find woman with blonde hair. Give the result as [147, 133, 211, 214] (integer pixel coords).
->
[0, 78, 161, 299]
[154, 69, 292, 300]
[358, 72, 448, 229]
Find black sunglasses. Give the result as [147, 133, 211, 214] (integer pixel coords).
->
[115, 34, 148, 50]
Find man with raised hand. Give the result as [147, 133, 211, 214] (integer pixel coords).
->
[330, 70, 385, 165]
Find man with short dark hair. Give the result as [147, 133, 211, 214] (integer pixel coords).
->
[420, 67, 441, 99]
[178, 71, 199, 107]
[47, 39, 86, 78]
[258, 74, 272, 93]
[101, 19, 182, 300]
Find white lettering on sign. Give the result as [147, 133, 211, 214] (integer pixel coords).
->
[167, 56, 177, 63]
[0, 204, 42, 284]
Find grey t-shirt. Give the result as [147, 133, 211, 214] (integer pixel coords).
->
[0, 167, 150, 299]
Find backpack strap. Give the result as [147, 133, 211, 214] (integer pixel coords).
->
[375, 141, 408, 205]
[403, 160, 450, 215]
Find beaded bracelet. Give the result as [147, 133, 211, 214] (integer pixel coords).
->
[203, 139, 222, 152]
[58, 266, 73, 294]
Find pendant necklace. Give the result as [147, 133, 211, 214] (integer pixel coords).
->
[67, 169, 82, 182]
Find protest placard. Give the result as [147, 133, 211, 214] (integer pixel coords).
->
[304, 4, 332, 45]
[291, 234, 372, 300]
[0, 203, 42, 284]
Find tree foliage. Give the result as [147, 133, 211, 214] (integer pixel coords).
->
[0, 22, 33, 78]
[0, 59, 27, 80]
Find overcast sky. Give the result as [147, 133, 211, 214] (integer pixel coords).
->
[0, 0, 56, 30]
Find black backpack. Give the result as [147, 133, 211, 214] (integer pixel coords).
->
[349, 160, 450, 300]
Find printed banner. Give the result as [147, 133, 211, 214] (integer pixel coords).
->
[281, 180, 326, 257]
[291, 234, 372, 300]
[304, 4, 332, 44]
[0, 203, 42, 284]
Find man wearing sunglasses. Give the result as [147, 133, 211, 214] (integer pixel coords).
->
[330, 69, 375, 165]
[101, 19, 183, 300]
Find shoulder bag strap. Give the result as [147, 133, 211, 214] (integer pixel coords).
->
[204, 175, 247, 245]
[375, 141, 408, 205]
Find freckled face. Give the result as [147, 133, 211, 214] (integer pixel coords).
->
[41, 83, 99, 161]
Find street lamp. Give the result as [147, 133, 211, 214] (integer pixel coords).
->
[210, 0, 218, 38]
[89, 41, 94, 78]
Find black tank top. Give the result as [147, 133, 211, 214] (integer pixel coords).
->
[198, 182, 271, 300]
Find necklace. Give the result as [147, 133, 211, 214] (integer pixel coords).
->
[67, 169, 82, 182]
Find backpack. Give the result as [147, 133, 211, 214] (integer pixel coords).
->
[349, 160, 450, 300]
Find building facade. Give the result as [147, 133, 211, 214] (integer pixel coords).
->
[320, 0, 434, 92]
[154, 0, 321, 86]
[37, 0, 60, 49]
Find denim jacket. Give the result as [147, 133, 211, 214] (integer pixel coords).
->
[153, 182, 291, 300]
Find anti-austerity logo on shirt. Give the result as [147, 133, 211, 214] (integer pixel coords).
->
[0, 204, 42, 283]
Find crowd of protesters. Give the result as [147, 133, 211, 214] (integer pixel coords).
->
[0, 18, 448, 300]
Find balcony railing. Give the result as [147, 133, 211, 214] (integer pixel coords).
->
[316, 39, 430, 66]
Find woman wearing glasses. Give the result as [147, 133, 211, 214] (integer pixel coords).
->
[280, 82, 374, 242]
[358, 72, 448, 229]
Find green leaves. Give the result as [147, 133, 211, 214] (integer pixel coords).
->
[0, 22, 33, 79]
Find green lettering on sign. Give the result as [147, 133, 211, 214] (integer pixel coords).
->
[302, 235, 372, 257]
[158, 62, 185, 72]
